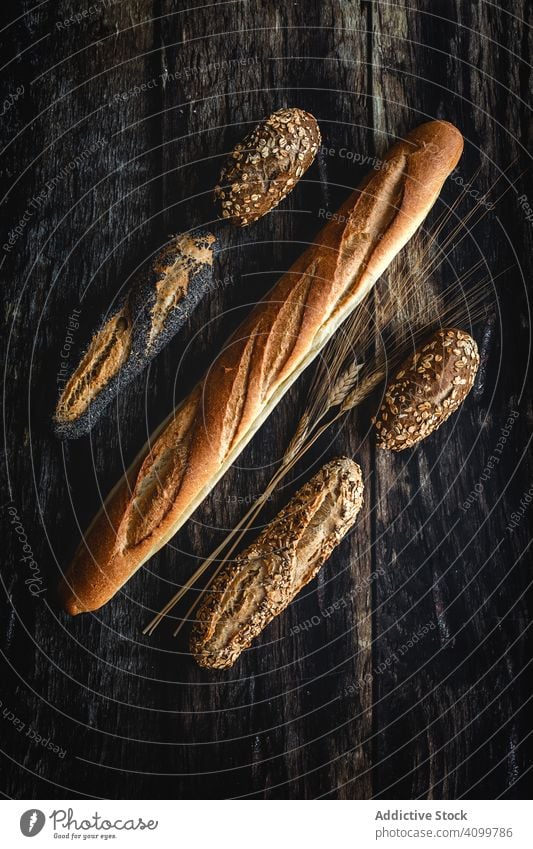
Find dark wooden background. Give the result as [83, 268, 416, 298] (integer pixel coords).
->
[1, 0, 532, 800]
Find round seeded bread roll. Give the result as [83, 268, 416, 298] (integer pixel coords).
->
[375, 327, 479, 451]
[214, 107, 320, 226]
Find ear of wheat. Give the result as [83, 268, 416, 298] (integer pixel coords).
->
[143, 163, 514, 638]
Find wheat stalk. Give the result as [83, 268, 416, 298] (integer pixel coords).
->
[327, 361, 364, 409]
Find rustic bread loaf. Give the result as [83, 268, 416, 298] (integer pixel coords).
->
[54, 231, 216, 439]
[58, 120, 463, 615]
[214, 107, 320, 226]
[375, 327, 479, 451]
[190, 457, 364, 669]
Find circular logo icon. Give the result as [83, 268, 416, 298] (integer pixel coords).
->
[20, 810, 46, 837]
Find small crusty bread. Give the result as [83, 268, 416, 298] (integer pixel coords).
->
[375, 327, 479, 451]
[54, 231, 216, 439]
[190, 457, 364, 669]
[58, 120, 463, 615]
[214, 107, 320, 226]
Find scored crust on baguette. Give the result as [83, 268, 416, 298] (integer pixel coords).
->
[54, 231, 216, 439]
[190, 457, 364, 669]
[58, 120, 463, 615]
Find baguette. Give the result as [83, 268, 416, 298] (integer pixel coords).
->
[190, 457, 364, 669]
[58, 120, 463, 615]
[54, 231, 216, 439]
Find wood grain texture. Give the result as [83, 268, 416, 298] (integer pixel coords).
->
[0, 0, 531, 800]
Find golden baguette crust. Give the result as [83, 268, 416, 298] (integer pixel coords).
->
[58, 120, 463, 615]
[190, 458, 364, 669]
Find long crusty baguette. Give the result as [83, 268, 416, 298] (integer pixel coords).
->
[190, 457, 364, 669]
[58, 120, 463, 615]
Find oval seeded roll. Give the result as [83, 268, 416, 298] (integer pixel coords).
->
[190, 458, 364, 669]
[54, 231, 216, 439]
[375, 327, 479, 451]
[214, 107, 321, 226]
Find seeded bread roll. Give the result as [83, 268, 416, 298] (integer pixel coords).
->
[214, 108, 320, 226]
[190, 458, 364, 669]
[375, 328, 479, 451]
[58, 120, 463, 615]
[54, 231, 216, 439]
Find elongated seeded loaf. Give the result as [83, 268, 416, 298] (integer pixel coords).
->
[58, 120, 463, 615]
[190, 457, 364, 669]
[54, 231, 216, 439]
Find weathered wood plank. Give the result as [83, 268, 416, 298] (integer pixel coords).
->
[147, 0, 374, 801]
[370, 0, 532, 799]
[2, 0, 162, 799]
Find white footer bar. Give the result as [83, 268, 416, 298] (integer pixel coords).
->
[2, 799, 530, 848]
